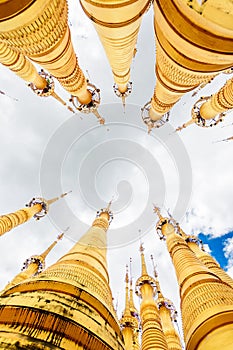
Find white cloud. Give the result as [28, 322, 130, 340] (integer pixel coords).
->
[223, 237, 233, 277]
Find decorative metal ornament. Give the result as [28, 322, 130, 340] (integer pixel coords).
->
[185, 235, 204, 250]
[135, 275, 157, 298]
[113, 81, 132, 98]
[141, 101, 170, 133]
[26, 197, 49, 220]
[96, 207, 114, 224]
[156, 215, 181, 240]
[157, 298, 178, 322]
[70, 81, 101, 114]
[191, 96, 225, 128]
[29, 70, 55, 97]
[21, 255, 45, 275]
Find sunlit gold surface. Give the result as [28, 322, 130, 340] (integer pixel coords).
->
[159, 306, 182, 350]
[155, 275, 182, 350]
[80, 0, 150, 92]
[0, 203, 42, 237]
[0, 210, 124, 349]
[136, 245, 168, 350]
[2, 234, 64, 292]
[120, 268, 135, 350]
[149, 0, 233, 120]
[185, 234, 233, 289]
[161, 222, 233, 350]
[0, 0, 91, 103]
[199, 77, 233, 119]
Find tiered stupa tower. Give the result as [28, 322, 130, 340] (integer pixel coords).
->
[129, 259, 140, 350]
[2, 232, 64, 293]
[0, 202, 125, 349]
[80, 0, 151, 106]
[120, 265, 140, 350]
[179, 228, 233, 290]
[0, 192, 69, 237]
[177, 76, 233, 131]
[0, 0, 103, 119]
[154, 206, 233, 350]
[135, 243, 168, 350]
[141, 0, 233, 131]
[151, 255, 182, 350]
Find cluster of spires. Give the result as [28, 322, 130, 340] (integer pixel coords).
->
[0, 0, 233, 133]
[0, 195, 233, 348]
[0, 0, 233, 348]
[0, 195, 182, 349]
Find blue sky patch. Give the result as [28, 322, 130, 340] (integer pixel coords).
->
[198, 232, 233, 270]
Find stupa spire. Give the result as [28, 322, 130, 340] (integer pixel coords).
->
[2, 231, 65, 292]
[175, 118, 196, 132]
[153, 205, 164, 221]
[175, 81, 232, 132]
[0, 203, 124, 349]
[123, 265, 131, 316]
[129, 258, 139, 321]
[45, 190, 72, 206]
[139, 243, 149, 277]
[214, 136, 233, 143]
[136, 243, 168, 350]
[120, 265, 135, 350]
[154, 209, 233, 350]
[150, 254, 164, 300]
[39, 232, 65, 260]
[0, 88, 19, 102]
[120, 259, 140, 350]
[0, 191, 71, 237]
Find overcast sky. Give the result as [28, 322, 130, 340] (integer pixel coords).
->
[0, 1, 233, 340]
